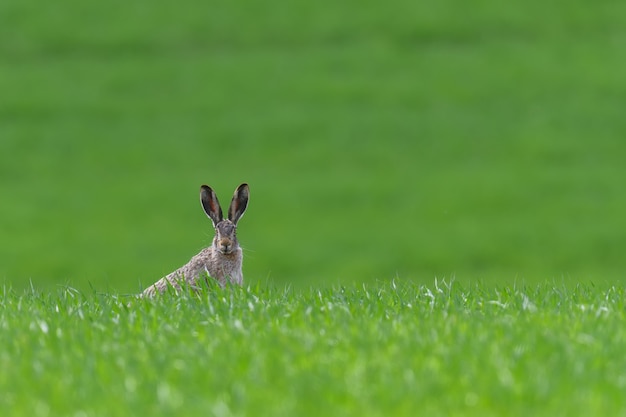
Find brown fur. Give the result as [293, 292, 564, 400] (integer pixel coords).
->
[142, 183, 249, 297]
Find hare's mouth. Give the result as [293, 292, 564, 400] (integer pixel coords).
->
[217, 243, 235, 254]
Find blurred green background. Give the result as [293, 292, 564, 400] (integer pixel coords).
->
[1, 0, 625, 293]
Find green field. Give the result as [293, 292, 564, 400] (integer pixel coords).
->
[2, 0, 626, 415]
[2, 0, 626, 292]
[2, 282, 625, 416]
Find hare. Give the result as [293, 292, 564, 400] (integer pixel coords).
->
[142, 183, 249, 296]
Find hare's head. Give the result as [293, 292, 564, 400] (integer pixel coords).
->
[200, 183, 249, 255]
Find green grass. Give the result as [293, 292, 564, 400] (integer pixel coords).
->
[2, 281, 625, 416]
[2, 2, 625, 415]
[2, 0, 626, 292]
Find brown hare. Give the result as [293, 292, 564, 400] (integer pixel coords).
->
[142, 183, 249, 296]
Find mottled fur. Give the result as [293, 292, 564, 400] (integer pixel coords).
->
[142, 183, 249, 297]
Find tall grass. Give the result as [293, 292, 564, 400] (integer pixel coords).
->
[1, 281, 625, 416]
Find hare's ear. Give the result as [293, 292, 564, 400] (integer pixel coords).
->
[228, 183, 249, 225]
[200, 185, 223, 226]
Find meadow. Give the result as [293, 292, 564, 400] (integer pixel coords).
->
[1, 0, 626, 415]
[2, 281, 625, 416]
[1, 0, 626, 292]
